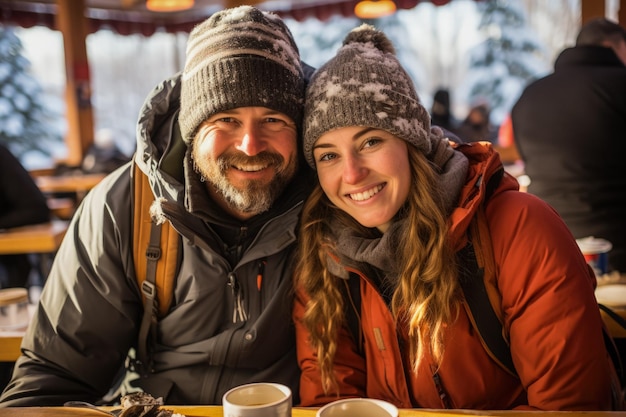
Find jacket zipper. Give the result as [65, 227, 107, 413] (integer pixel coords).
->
[433, 371, 453, 409]
[228, 272, 247, 323]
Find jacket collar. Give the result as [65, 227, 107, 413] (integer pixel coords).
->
[555, 45, 625, 70]
[447, 142, 518, 250]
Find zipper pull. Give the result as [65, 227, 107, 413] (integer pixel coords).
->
[433, 371, 452, 409]
[227, 272, 247, 323]
[257, 260, 266, 292]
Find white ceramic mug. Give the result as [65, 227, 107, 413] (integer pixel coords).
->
[316, 398, 398, 417]
[222, 382, 291, 417]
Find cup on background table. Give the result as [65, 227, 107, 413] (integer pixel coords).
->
[576, 236, 612, 277]
[222, 382, 291, 417]
[316, 398, 398, 417]
[0, 287, 30, 330]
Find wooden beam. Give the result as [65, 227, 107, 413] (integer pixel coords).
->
[581, 0, 605, 24]
[620, 0, 626, 27]
[224, 0, 265, 8]
[55, 0, 94, 167]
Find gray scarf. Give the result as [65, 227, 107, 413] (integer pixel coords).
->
[327, 127, 468, 287]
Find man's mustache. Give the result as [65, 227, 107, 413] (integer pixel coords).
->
[217, 152, 284, 171]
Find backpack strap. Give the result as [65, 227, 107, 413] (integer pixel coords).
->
[459, 168, 518, 377]
[343, 272, 363, 354]
[458, 241, 517, 377]
[131, 162, 180, 374]
[599, 303, 626, 388]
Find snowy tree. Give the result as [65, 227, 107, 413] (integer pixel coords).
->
[462, 0, 550, 124]
[0, 26, 63, 161]
[286, 13, 424, 96]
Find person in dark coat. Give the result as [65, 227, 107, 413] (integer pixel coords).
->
[0, 143, 50, 391]
[0, 143, 50, 288]
[511, 17, 626, 274]
[455, 102, 498, 144]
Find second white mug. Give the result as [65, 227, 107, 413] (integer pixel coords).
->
[316, 398, 398, 417]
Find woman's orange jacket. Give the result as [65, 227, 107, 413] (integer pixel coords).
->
[294, 142, 615, 410]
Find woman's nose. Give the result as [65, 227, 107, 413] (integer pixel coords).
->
[342, 154, 368, 184]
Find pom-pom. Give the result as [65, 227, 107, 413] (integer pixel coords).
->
[342, 24, 396, 55]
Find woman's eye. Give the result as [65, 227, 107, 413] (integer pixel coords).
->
[318, 152, 336, 162]
[362, 137, 382, 149]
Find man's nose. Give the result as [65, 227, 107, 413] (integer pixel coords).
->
[236, 125, 266, 156]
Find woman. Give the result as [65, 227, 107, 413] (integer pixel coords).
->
[293, 25, 618, 411]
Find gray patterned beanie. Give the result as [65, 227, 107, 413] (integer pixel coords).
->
[303, 24, 431, 168]
[180, 6, 305, 144]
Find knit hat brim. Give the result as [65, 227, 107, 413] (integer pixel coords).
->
[303, 24, 431, 169]
[179, 6, 305, 145]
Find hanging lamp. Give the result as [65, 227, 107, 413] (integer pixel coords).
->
[146, 0, 194, 12]
[354, 0, 397, 19]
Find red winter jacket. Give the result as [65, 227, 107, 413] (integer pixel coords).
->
[295, 142, 616, 410]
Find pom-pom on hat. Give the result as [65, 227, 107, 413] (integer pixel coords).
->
[303, 24, 431, 169]
[179, 6, 305, 145]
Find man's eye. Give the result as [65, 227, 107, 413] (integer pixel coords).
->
[217, 117, 236, 123]
[264, 117, 288, 126]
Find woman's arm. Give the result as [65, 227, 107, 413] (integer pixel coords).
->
[488, 191, 614, 410]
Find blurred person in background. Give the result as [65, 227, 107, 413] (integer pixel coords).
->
[511, 17, 626, 273]
[0, 143, 50, 289]
[81, 128, 130, 175]
[0, 143, 50, 391]
[430, 88, 458, 134]
[455, 102, 498, 144]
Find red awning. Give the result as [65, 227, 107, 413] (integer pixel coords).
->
[0, 0, 457, 36]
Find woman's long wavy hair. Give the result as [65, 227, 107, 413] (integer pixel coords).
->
[295, 144, 460, 394]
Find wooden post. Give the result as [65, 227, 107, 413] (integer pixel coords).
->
[581, 0, 605, 24]
[620, 0, 626, 27]
[55, 0, 94, 167]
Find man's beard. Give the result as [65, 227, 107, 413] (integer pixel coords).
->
[192, 147, 298, 216]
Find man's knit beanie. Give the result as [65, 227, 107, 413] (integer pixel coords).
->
[179, 6, 305, 144]
[303, 24, 431, 168]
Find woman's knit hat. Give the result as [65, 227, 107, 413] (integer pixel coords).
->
[303, 24, 431, 168]
[179, 6, 305, 144]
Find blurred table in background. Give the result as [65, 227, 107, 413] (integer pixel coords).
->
[35, 173, 105, 201]
[0, 221, 68, 255]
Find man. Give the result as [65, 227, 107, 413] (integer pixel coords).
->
[0, 6, 312, 406]
[511, 18, 626, 273]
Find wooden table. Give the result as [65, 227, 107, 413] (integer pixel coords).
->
[36, 173, 106, 202]
[0, 221, 68, 255]
[1, 406, 625, 417]
[0, 331, 25, 363]
[0, 222, 68, 362]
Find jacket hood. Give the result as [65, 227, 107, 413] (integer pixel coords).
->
[133, 73, 187, 203]
[448, 142, 519, 250]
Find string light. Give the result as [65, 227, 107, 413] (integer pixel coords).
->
[146, 0, 194, 12]
[354, 0, 397, 19]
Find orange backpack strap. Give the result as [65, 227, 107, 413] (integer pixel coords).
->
[132, 162, 179, 373]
